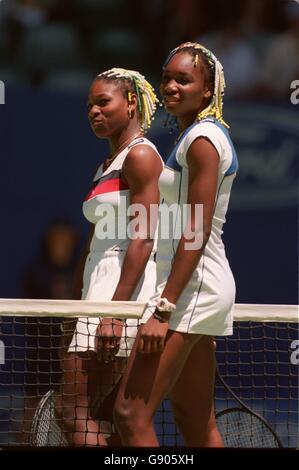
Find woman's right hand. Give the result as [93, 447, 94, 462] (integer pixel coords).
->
[96, 318, 124, 363]
[137, 315, 169, 354]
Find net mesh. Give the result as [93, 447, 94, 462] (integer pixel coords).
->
[0, 301, 298, 448]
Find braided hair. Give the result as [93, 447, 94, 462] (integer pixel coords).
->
[164, 42, 228, 128]
[96, 68, 159, 132]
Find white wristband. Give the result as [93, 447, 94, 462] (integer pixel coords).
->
[156, 297, 176, 313]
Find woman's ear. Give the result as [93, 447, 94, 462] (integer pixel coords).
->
[128, 92, 138, 118]
[204, 89, 212, 99]
[128, 92, 138, 110]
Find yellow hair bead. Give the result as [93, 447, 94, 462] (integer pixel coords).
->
[97, 68, 159, 132]
[167, 42, 229, 128]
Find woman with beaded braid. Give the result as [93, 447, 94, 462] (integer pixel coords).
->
[54, 68, 163, 446]
[114, 43, 238, 446]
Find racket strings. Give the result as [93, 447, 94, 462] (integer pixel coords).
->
[30, 391, 67, 446]
[216, 409, 280, 448]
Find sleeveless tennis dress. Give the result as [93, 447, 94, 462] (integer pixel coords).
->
[68, 137, 162, 357]
[141, 118, 238, 336]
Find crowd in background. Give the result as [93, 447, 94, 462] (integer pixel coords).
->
[0, 0, 298, 98]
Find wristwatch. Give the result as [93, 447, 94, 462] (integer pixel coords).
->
[156, 297, 176, 313]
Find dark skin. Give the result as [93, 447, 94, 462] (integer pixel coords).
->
[161, 51, 212, 129]
[137, 51, 218, 354]
[87, 79, 162, 362]
[96, 144, 162, 362]
[114, 51, 223, 447]
[87, 80, 141, 153]
[56, 78, 162, 446]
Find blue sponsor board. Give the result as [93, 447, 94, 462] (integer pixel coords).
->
[225, 104, 298, 210]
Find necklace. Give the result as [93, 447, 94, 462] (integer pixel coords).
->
[103, 133, 143, 172]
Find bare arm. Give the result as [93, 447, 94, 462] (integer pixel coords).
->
[111, 145, 162, 301]
[138, 137, 219, 353]
[98, 145, 162, 361]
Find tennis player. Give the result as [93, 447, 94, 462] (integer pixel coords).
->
[114, 43, 238, 447]
[55, 68, 163, 446]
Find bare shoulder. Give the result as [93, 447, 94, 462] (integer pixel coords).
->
[124, 142, 163, 179]
[126, 142, 161, 164]
[187, 136, 219, 168]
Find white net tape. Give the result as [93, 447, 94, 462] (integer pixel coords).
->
[0, 299, 297, 322]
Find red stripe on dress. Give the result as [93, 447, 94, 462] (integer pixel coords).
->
[85, 178, 129, 201]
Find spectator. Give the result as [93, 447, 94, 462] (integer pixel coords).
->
[255, 0, 299, 98]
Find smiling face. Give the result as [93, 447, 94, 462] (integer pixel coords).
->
[87, 79, 131, 138]
[160, 51, 213, 128]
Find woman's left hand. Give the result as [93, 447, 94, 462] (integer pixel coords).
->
[96, 318, 124, 363]
[138, 314, 169, 354]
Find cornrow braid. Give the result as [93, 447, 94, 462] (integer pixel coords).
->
[164, 42, 228, 128]
[96, 68, 159, 132]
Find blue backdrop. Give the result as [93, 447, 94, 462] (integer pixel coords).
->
[0, 87, 298, 447]
[0, 88, 297, 303]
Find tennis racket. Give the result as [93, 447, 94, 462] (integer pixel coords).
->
[215, 371, 282, 448]
[30, 390, 67, 447]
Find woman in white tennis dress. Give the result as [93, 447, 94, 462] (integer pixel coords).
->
[67, 135, 160, 357]
[143, 116, 237, 336]
[55, 68, 163, 446]
[114, 43, 238, 447]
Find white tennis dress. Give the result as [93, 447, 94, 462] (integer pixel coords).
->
[68, 137, 162, 356]
[141, 118, 238, 336]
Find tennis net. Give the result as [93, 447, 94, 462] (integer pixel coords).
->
[0, 299, 297, 448]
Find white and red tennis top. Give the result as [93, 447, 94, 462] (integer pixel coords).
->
[83, 137, 161, 253]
